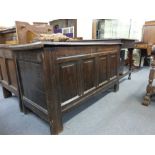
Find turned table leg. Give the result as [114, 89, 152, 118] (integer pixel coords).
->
[143, 68, 155, 106]
[128, 48, 134, 80]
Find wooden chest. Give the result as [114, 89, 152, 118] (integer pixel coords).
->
[11, 41, 121, 134]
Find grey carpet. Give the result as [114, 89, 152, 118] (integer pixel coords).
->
[0, 67, 154, 135]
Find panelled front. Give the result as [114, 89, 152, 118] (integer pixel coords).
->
[55, 46, 119, 106]
[0, 58, 8, 82]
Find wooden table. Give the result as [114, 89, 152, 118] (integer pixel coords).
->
[114, 38, 136, 80]
[10, 41, 121, 134]
[134, 21, 155, 67]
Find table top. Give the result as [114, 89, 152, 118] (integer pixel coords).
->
[8, 40, 122, 50]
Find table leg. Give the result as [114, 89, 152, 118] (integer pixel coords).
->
[128, 48, 133, 80]
[139, 50, 143, 68]
[143, 68, 155, 106]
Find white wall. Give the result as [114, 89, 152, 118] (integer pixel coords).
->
[77, 19, 93, 39]
[0, 0, 155, 39]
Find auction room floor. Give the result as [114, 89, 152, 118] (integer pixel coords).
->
[0, 67, 154, 135]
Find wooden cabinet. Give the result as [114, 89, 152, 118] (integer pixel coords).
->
[11, 41, 121, 134]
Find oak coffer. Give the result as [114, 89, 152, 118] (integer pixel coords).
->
[11, 41, 121, 134]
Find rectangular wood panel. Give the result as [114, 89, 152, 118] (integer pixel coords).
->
[82, 58, 96, 93]
[18, 60, 47, 110]
[59, 61, 79, 104]
[0, 58, 3, 80]
[109, 54, 117, 80]
[1, 58, 8, 83]
[6, 59, 17, 88]
[98, 55, 108, 85]
[0, 48, 19, 98]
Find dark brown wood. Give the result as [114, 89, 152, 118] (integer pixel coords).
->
[2, 86, 12, 98]
[73, 39, 136, 79]
[0, 46, 18, 96]
[11, 41, 121, 134]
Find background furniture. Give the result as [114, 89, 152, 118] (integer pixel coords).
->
[0, 45, 19, 98]
[0, 44, 23, 112]
[135, 21, 155, 67]
[0, 28, 19, 102]
[11, 41, 121, 134]
[15, 21, 53, 44]
[0, 22, 53, 100]
[143, 45, 155, 106]
[0, 27, 17, 45]
[99, 39, 136, 80]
